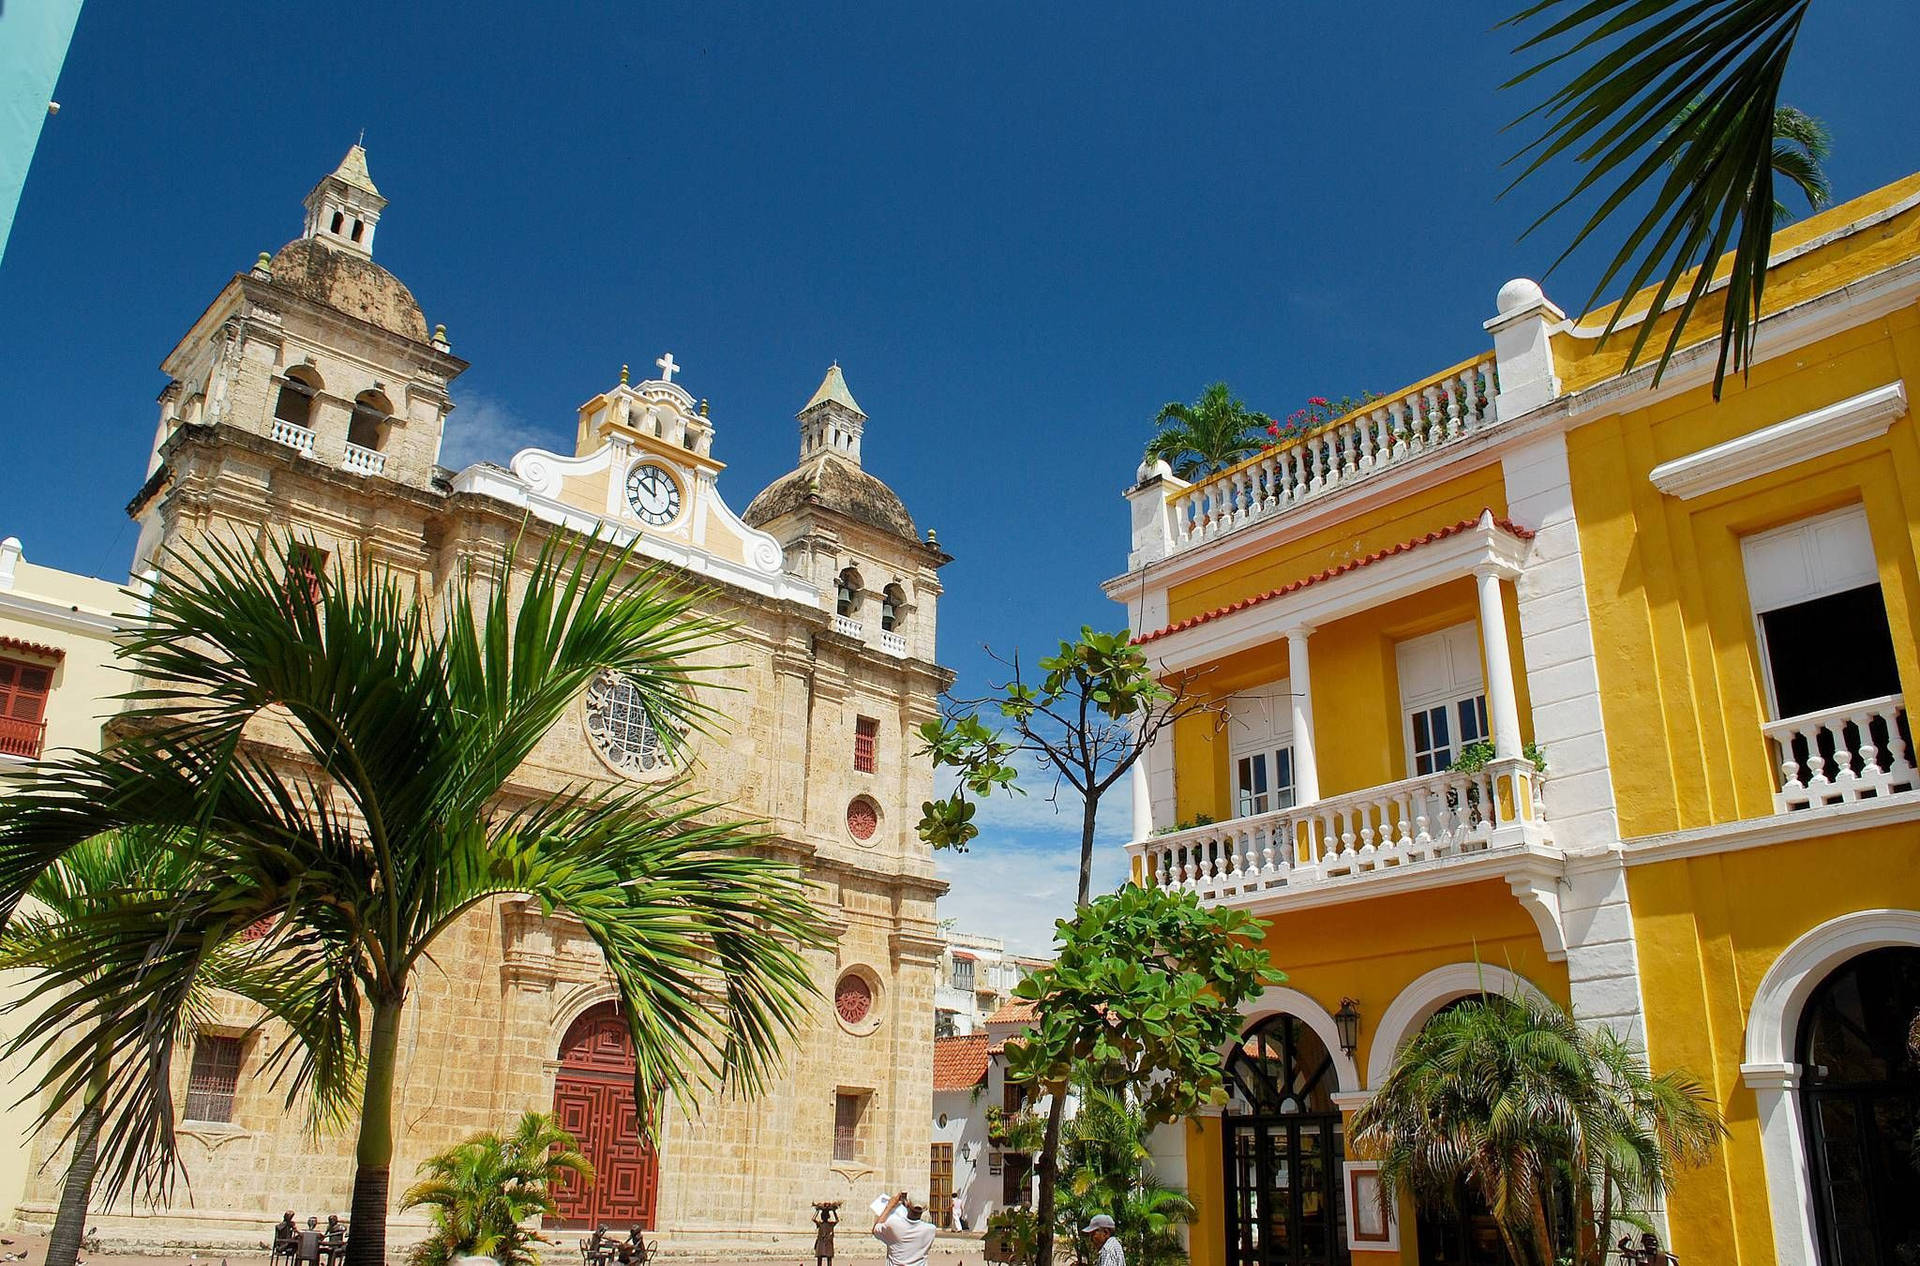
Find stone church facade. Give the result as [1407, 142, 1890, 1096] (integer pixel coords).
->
[16, 147, 952, 1254]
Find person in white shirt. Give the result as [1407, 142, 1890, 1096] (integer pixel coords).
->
[872, 1192, 938, 1266]
[1085, 1214, 1124, 1266]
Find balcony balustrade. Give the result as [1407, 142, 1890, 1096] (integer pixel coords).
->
[1766, 693, 1918, 813]
[269, 418, 317, 456]
[341, 441, 387, 477]
[1129, 756, 1549, 907]
[879, 629, 908, 657]
[0, 716, 47, 760]
[833, 613, 864, 639]
[1166, 355, 1499, 554]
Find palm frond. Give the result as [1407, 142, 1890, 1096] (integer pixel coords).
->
[1504, 0, 1815, 399]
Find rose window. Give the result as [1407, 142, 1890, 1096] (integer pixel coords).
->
[584, 671, 678, 777]
[846, 797, 879, 841]
[836, 973, 874, 1026]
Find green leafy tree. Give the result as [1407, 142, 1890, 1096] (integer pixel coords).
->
[1002, 885, 1283, 1266]
[1056, 1088, 1193, 1266]
[0, 533, 826, 1266]
[1143, 383, 1274, 481]
[0, 831, 351, 1266]
[1504, 0, 1836, 399]
[403, 1111, 592, 1266]
[917, 627, 1214, 902]
[1350, 993, 1726, 1266]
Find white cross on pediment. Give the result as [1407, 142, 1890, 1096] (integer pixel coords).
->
[655, 352, 679, 384]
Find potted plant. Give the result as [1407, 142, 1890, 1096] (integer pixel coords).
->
[403, 1111, 594, 1266]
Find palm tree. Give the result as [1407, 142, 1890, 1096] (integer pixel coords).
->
[1768, 105, 1833, 217]
[1143, 383, 1273, 481]
[403, 1111, 592, 1266]
[1504, 0, 1820, 399]
[1055, 1088, 1193, 1266]
[0, 831, 349, 1266]
[0, 532, 827, 1266]
[1350, 994, 1725, 1266]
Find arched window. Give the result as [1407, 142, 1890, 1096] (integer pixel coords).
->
[348, 390, 392, 452]
[350, 219, 364, 243]
[330, 210, 345, 235]
[836, 568, 863, 619]
[273, 367, 320, 430]
[1226, 1013, 1337, 1116]
[880, 584, 907, 633]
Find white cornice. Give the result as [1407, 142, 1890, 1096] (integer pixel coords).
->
[1608, 794, 1920, 867]
[0, 591, 121, 637]
[1136, 514, 1529, 672]
[1648, 381, 1909, 500]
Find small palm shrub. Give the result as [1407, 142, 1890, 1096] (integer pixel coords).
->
[1055, 1090, 1193, 1266]
[403, 1112, 593, 1266]
[1351, 993, 1724, 1266]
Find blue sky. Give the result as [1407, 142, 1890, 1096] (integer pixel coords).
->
[4, 2, 1918, 954]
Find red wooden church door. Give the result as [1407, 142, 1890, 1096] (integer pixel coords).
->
[550, 1003, 660, 1229]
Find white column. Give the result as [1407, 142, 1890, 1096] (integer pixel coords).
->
[1477, 568, 1524, 760]
[1287, 628, 1320, 805]
[1130, 755, 1153, 842]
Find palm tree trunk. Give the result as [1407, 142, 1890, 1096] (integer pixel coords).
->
[44, 1057, 111, 1266]
[346, 993, 405, 1266]
[1031, 1090, 1068, 1266]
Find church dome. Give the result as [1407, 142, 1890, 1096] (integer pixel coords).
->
[744, 452, 917, 542]
[265, 236, 429, 341]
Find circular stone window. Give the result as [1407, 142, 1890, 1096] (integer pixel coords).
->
[835, 968, 882, 1035]
[846, 796, 881, 845]
[584, 671, 683, 779]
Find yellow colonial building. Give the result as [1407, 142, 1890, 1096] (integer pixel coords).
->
[1109, 173, 1920, 1266]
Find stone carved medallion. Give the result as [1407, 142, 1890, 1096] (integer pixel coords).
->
[584, 671, 679, 778]
[846, 796, 879, 844]
[835, 973, 873, 1026]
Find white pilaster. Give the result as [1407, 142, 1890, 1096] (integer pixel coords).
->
[1287, 628, 1320, 805]
[1484, 278, 1566, 420]
[1126, 460, 1186, 570]
[1476, 568, 1524, 760]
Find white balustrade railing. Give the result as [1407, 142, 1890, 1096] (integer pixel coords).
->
[1129, 756, 1547, 905]
[269, 418, 317, 456]
[341, 441, 387, 476]
[833, 613, 864, 639]
[880, 629, 909, 657]
[1765, 693, 1917, 812]
[1168, 355, 1499, 552]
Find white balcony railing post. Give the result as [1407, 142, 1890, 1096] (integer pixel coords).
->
[1764, 693, 1917, 812]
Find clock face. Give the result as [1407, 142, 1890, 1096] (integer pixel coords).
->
[625, 462, 682, 526]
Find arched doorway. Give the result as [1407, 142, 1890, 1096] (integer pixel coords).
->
[1222, 1013, 1349, 1266]
[1799, 947, 1920, 1265]
[1406, 996, 1504, 1266]
[550, 1003, 660, 1230]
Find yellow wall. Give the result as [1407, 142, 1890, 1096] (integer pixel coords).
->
[1170, 572, 1534, 825]
[1629, 822, 1920, 1266]
[1183, 882, 1570, 1266]
[1568, 302, 1920, 838]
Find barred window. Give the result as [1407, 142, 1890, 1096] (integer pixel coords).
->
[854, 716, 878, 773]
[185, 1034, 243, 1123]
[833, 1092, 864, 1163]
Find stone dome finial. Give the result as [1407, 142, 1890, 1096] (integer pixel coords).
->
[1497, 277, 1546, 314]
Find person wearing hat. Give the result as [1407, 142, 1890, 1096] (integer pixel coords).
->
[1084, 1214, 1123, 1266]
[872, 1191, 937, 1266]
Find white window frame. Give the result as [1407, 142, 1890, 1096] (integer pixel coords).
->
[1396, 621, 1488, 778]
[1740, 504, 1880, 720]
[1226, 682, 1295, 818]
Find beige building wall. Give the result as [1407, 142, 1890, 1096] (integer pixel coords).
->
[0, 538, 124, 1232]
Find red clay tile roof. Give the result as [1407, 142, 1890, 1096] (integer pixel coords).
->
[1135, 512, 1534, 645]
[932, 1034, 989, 1091]
[0, 637, 64, 660]
[985, 998, 1040, 1026]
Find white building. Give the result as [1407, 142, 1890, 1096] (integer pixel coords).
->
[934, 931, 1047, 1037]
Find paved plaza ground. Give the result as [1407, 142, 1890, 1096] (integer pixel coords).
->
[3, 1231, 992, 1266]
